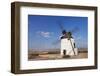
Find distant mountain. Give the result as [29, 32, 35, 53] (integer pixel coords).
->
[78, 48, 88, 51]
[28, 48, 87, 55]
[29, 48, 87, 52]
[29, 48, 60, 52]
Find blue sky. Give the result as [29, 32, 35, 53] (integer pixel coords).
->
[28, 15, 88, 50]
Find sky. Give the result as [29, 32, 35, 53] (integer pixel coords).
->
[28, 15, 88, 50]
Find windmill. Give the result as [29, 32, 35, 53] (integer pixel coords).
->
[53, 22, 78, 57]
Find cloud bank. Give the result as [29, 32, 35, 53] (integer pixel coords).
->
[37, 31, 53, 38]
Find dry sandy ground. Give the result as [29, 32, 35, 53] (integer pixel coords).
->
[28, 52, 88, 61]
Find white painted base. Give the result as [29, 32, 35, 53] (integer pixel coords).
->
[61, 38, 78, 56]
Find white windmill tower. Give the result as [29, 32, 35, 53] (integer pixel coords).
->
[60, 30, 78, 57]
[53, 22, 78, 58]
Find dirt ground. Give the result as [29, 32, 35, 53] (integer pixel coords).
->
[28, 52, 88, 61]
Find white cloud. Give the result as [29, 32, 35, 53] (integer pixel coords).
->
[37, 31, 52, 38]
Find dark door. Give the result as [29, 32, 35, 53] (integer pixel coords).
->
[63, 50, 66, 56]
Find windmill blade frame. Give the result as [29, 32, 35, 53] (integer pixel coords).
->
[52, 39, 61, 45]
[58, 21, 65, 31]
[70, 27, 79, 34]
